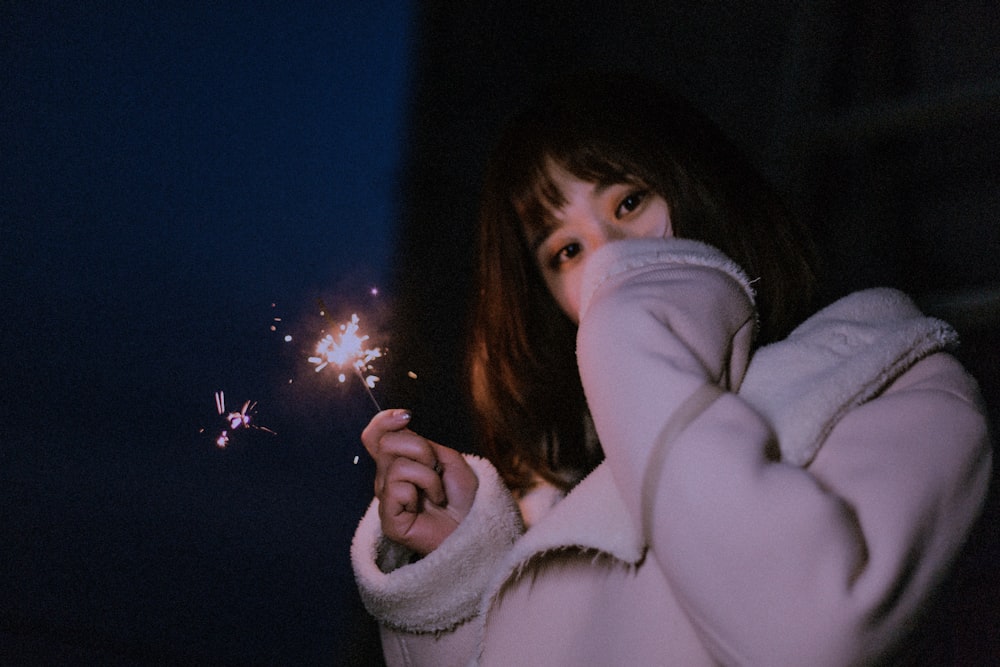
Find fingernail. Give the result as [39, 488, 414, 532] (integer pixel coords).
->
[394, 409, 412, 421]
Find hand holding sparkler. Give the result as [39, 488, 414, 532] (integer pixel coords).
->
[361, 409, 478, 555]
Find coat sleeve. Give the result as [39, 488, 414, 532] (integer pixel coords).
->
[351, 454, 524, 666]
[576, 239, 992, 666]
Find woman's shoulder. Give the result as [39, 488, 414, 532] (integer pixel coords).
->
[884, 349, 985, 406]
[740, 287, 974, 466]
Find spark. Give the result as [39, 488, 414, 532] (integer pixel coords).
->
[201, 390, 275, 448]
[309, 310, 383, 411]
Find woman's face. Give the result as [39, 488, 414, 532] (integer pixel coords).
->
[527, 163, 673, 322]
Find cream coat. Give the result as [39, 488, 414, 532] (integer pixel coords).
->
[352, 239, 992, 666]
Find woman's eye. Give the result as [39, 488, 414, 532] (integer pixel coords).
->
[616, 190, 647, 218]
[550, 242, 581, 268]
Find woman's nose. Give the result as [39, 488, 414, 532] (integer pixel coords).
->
[601, 220, 630, 241]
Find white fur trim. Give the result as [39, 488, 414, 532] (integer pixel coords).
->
[478, 462, 644, 649]
[510, 462, 642, 568]
[515, 481, 564, 529]
[740, 288, 959, 466]
[578, 238, 756, 321]
[350, 454, 523, 633]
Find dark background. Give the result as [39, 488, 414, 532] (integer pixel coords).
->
[3, 2, 999, 664]
[2, 2, 409, 663]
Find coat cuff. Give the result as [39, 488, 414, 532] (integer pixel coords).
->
[350, 454, 524, 633]
[578, 238, 755, 321]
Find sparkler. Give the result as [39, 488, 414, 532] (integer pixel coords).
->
[201, 390, 274, 448]
[309, 305, 383, 411]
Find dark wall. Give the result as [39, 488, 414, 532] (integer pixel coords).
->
[390, 0, 1000, 442]
[388, 1, 1000, 662]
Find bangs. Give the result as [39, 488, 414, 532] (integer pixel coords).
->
[497, 75, 670, 243]
[510, 147, 645, 242]
[510, 154, 566, 240]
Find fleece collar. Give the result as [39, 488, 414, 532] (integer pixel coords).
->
[739, 287, 958, 466]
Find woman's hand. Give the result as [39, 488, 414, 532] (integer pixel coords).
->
[361, 409, 479, 555]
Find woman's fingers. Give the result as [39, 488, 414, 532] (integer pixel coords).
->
[378, 458, 455, 551]
[371, 429, 439, 495]
[376, 429, 437, 466]
[361, 409, 413, 456]
[359, 412, 478, 554]
[383, 455, 447, 507]
[430, 442, 478, 515]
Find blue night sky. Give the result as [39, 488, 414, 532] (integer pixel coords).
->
[3, 2, 411, 418]
[2, 2, 413, 662]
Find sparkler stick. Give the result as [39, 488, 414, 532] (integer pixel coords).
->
[352, 365, 382, 412]
[309, 301, 383, 412]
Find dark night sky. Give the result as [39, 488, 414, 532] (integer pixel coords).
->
[2, 2, 411, 663]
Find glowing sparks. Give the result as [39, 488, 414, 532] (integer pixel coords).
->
[309, 313, 382, 382]
[201, 390, 275, 448]
[309, 310, 383, 410]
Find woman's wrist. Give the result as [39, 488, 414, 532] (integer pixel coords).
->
[351, 454, 524, 632]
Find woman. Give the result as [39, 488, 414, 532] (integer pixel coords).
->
[351, 72, 992, 665]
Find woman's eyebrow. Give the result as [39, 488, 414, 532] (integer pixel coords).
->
[527, 181, 628, 253]
[528, 220, 558, 254]
[592, 180, 615, 196]
[594, 177, 638, 195]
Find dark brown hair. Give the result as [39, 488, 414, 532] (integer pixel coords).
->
[468, 72, 816, 493]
